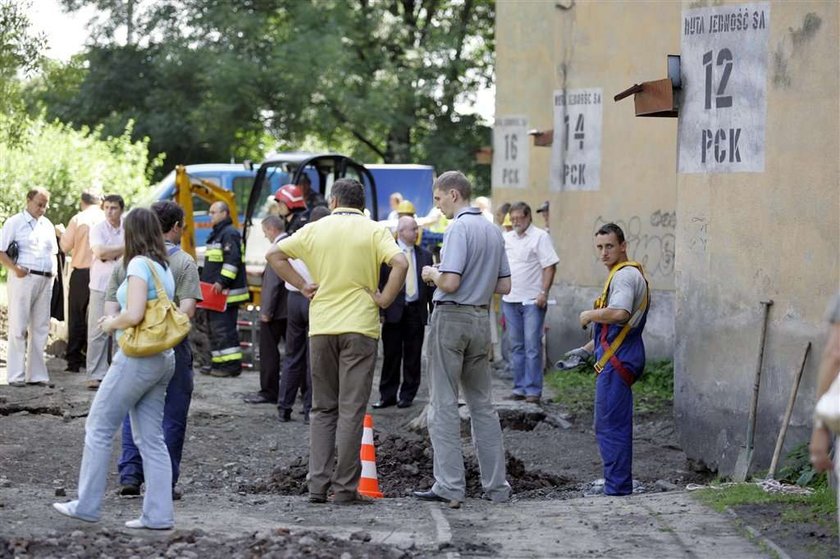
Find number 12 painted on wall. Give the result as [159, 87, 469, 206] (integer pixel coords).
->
[703, 48, 733, 110]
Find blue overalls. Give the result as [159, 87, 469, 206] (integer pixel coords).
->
[592, 262, 649, 496]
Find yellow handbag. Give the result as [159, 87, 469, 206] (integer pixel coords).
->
[118, 258, 191, 357]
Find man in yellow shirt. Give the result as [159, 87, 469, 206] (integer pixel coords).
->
[267, 178, 408, 505]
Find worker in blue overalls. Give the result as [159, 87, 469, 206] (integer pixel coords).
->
[566, 222, 650, 496]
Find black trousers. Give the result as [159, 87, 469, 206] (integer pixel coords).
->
[258, 318, 285, 401]
[65, 267, 90, 368]
[279, 291, 311, 413]
[379, 302, 425, 404]
[208, 304, 241, 373]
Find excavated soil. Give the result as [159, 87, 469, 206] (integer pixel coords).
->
[245, 433, 570, 499]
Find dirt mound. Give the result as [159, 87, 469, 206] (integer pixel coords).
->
[246, 433, 571, 499]
[1, 527, 411, 559]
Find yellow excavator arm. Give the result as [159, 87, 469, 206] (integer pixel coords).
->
[174, 164, 240, 258]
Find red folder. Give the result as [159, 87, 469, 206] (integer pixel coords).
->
[197, 282, 228, 312]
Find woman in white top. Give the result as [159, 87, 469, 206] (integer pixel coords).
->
[53, 208, 177, 530]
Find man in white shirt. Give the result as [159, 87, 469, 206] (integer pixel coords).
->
[57, 190, 104, 372]
[243, 215, 287, 405]
[277, 205, 330, 423]
[502, 201, 559, 404]
[0, 188, 59, 386]
[86, 194, 125, 389]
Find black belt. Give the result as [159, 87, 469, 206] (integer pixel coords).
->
[28, 269, 53, 278]
[434, 301, 488, 310]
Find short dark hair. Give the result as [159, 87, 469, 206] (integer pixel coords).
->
[595, 222, 625, 244]
[330, 179, 365, 211]
[103, 194, 125, 210]
[261, 214, 285, 232]
[309, 206, 330, 222]
[81, 190, 102, 205]
[509, 201, 531, 218]
[151, 200, 184, 234]
[433, 170, 471, 201]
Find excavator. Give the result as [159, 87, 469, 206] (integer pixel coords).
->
[173, 163, 240, 259]
[171, 153, 378, 369]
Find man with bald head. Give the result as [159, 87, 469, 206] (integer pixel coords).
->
[200, 201, 249, 377]
[0, 188, 59, 386]
[373, 216, 434, 409]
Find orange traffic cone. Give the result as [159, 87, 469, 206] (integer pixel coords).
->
[358, 413, 383, 498]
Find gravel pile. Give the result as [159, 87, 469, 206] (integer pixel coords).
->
[1, 527, 411, 559]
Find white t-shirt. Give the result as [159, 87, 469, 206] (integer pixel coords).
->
[89, 219, 124, 292]
[502, 224, 559, 303]
[607, 266, 648, 327]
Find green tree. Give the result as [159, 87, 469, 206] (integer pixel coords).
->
[0, 0, 45, 143]
[0, 116, 160, 225]
[34, 0, 495, 190]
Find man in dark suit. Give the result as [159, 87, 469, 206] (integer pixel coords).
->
[244, 215, 287, 404]
[373, 216, 434, 409]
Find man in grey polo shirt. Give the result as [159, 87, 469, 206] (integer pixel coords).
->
[415, 170, 512, 506]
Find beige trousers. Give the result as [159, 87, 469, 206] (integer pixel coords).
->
[308, 333, 377, 501]
[6, 273, 52, 383]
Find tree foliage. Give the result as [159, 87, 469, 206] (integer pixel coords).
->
[0, 0, 45, 143]
[31, 0, 494, 191]
[0, 114, 161, 226]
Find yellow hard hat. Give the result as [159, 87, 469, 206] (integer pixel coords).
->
[397, 200, 416, 215]
[502, 212, 512, 227]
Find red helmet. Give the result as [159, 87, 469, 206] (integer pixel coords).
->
[274, 184, 306, 210]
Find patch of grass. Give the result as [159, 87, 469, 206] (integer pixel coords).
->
[544, 364, 595, 414]
[545, 359, 674, 414]
[694, 482, 837, 517]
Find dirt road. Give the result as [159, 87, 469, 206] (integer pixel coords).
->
[0, 349, 770, 558]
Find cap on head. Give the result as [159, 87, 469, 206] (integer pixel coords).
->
[397, 200, 416, 215]
[275, 184, 306, 210]
[536, 201, 550, 213]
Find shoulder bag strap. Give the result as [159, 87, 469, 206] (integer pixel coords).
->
[143, 257, 174, 305]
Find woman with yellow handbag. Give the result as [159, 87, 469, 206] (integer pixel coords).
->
[53, 208, 181, 530]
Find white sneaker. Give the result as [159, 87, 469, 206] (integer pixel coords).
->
[125, 518, 173, 530]
[52, 502, 96, 522]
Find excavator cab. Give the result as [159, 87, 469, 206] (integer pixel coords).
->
[242, 152, 378, 289]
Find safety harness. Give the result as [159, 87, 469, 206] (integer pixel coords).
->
[593, 261, 650, 386]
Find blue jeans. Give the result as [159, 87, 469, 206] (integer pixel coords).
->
[502, 301, 546, 397]
[63, 349, 175, 527]
[118, 340, 193, 487]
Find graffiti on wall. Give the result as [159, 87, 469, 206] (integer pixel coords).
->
[593, 211, 676, 278]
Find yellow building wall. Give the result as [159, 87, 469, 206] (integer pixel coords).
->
[495, 0, 682, 361]
[675, 1, 839, 473]
[494, 0, 839, 474]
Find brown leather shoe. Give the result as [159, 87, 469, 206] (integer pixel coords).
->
[525, 395, 541, 404]
[86, 380, 101, 391]
[333, 493, 375, 505]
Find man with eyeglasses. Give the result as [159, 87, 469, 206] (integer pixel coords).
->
[0, 188, 59, 387]
[502, 202, 558, 404]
